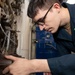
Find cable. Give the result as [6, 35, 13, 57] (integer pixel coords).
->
[0, 24, 17, 45]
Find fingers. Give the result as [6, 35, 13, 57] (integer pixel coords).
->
[2, 67, 9, 74]
[5, 55, 18, 61]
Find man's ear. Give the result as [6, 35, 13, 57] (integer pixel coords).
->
[52, 3, 61, 13]
[53, 3, 61, 9]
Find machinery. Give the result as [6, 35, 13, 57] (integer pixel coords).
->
[0, 0, 23, 74]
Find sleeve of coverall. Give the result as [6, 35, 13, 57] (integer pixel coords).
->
[47, 54, 75, 75]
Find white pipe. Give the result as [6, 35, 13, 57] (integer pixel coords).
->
[17, 0, 31, 58]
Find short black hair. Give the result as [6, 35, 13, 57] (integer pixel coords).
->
[27, 0, 63, 19]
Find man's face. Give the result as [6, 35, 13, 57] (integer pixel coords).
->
[33, 3, 61, 34]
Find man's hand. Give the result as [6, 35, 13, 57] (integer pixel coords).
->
[2, 55, 52, 75]
[2, 55, 32, 75]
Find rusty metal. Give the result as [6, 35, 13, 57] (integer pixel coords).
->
[0, 0, 23, 74]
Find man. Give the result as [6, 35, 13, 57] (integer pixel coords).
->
[2, 0, 75, 75]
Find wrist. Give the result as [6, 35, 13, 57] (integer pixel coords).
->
[30, 59, 51, 73]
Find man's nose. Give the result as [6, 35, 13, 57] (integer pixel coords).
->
[39, 25, 45, 31]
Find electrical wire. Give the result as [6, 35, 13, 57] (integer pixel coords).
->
[0, 24, 17, 45]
